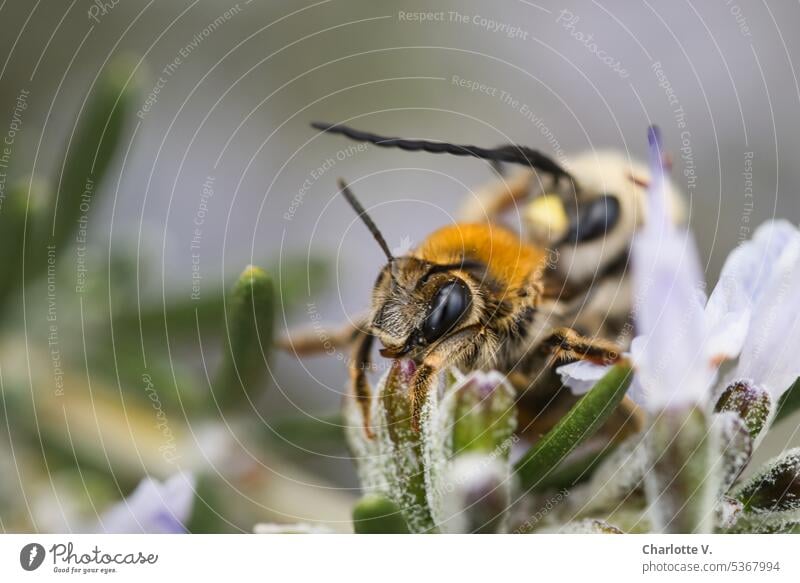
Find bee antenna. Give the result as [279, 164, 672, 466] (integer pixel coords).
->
[313, 121, 573, 183]
[337, 178, 395, 264]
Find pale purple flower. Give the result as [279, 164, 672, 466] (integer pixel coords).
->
[558, 128, 800, 414]
[727, 228, 800, 401]
[704, 219, 800, 365]
[97, 473, 195, 534]
[629, 127, 715, 411]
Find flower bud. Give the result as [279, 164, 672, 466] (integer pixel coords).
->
[352, 494, 410, 534]
[438, 454, 511, 533]
[714, 380, 771, 440]
[449, 371, 517, 457]
[213, 266, 274, 409]
[422, 371, 516, 532]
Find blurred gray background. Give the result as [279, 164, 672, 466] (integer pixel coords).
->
[1, 0, 798, 497]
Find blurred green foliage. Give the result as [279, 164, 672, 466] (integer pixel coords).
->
[0, 56, 338, 533]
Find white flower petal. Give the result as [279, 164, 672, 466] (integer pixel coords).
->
[557, 360, 611, 396]
[705, 220, 800, 360]
[736, 230, 800, 399]
[99, 473, 196, 534]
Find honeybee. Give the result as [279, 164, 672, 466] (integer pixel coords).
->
[284, 123, 684, 433]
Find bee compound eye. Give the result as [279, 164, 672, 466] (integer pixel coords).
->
[565, 194, 621, 243]
[420, 280, 471, 344]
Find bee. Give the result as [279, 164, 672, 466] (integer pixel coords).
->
[285, 123, 669, 433]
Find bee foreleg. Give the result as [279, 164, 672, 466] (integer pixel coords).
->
[540, 327, 620, 367]
[276, 315, 368, 356]
[350, 329, 376, 438]
[409, 325, 483, 430]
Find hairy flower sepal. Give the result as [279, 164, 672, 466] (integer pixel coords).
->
[714, 411, 753, 495]
[344, 360, 437, 533]
[645, 406, 719, 533]
[345, 367, 518, 533]
[422, 371, 517, 533]
[735, 449, 800, 514]
[725, 449, 800, 533]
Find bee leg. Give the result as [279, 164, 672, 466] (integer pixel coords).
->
[409, 325, 483, 430]
[540, 327, 621, 367]
[349, 329, 376, 438]
[458, 168, 542, 222]
[276, 315, 367, 356]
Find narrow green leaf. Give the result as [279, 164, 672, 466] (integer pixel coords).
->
[734, 448, 800, 514]
[723, 509, 800, 534]
[352, 494, 410, 534]
[530, 440, 617, 492]
[213, 265, 275, 409]
[514, 363, 633, 491]
[113, 256, 329, 338]
[774, 378, 800, 424]
[0, 178, 48, 313]
[42, 54, 141, 255]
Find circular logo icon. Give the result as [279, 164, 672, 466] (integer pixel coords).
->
[20, 543, 46, 571]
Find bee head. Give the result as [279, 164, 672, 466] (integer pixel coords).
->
[335, 178, 476, 359]
[369, 258, 474, 359]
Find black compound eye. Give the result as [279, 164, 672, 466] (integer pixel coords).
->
[565, 194, 621, 243]
[420, 280, 471, 344]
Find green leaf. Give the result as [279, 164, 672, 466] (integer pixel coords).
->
[112, 256, 329, 339]
[266, 413, 346, 455]
[41, 54, 140, 256]
[734, 448, 800, 514]
[352, 494, 410, 534]
[723, 509, 800, 534]
[186, 474, 229, 534]
[213, 266, 275, 409]
[513, 363, 633, 491]
[774, 378, 800, 425]
[530, 440, 617, 492]
[0, 178, 48, 313]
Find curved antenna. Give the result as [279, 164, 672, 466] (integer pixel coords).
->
[313, 121, 572, 182]
[337, 178, 394, 264]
